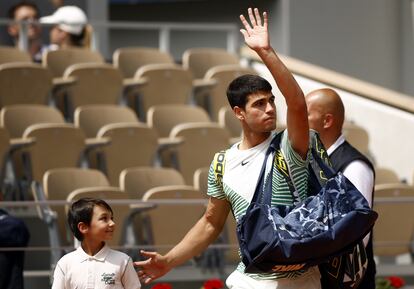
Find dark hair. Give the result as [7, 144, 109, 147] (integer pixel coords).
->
[68, 198, 113, 241]
[8, 1, 39, 19]
[226, 74, 272, 109]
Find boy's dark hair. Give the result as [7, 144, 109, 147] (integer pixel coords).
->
[226, 74, 272, 109]
[8, 1, 39, 19]
[68, 198, 113, 241]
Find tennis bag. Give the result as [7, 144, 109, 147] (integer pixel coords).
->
[236, 131, 378, 275]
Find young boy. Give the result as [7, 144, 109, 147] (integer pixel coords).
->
[52, 198, 141, 289]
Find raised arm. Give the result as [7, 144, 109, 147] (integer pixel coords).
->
[135, 197, 230, 284]
[240, 8, 309, 158]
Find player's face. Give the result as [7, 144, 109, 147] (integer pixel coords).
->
[242, 91, 277, 133]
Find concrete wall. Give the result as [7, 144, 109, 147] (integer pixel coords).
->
[287, 0, 402, 94]
[400, 0, 414, 96]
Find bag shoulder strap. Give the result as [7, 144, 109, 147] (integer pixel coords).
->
[212, 150, 226, 187]
[252, 132, 284, 204]
[309, 130, 335, 180]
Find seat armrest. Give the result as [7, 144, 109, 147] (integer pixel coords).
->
[123, 77, 148, 89]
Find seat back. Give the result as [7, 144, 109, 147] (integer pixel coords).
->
[343, 122, 370, 155]
[193, 167, 209, 196]
[218, 106, 241, 139]
[23, 124, 86, 182]
[375, 167, 400, 185]
[374, 183, 414, 256]
[0, 63, 52, 109]
[43, 48, 105, 77]
[142, 185, 206, 254]
[170, 123, 230, 184]
[182, 48, 240, 79]
[67, 187, 131, 246]
[205, 65, 256, 121]
[0, 46, 32, 64]
[42, 168, 110, 246]
[97, 123, 159, 185]
[120, 167, 185, 199]
[0, 105, 65, 138]
[64, 63, 123, 113]
[134, 64, 193, 119]
[147, 104, 210, 138]
[113, 47, 174, 78]
[74, 105, 139, 138]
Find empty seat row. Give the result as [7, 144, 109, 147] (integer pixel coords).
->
[0, 105, 232, 202]
[30, 166, 239, 268]
[0, 46, 256, 122]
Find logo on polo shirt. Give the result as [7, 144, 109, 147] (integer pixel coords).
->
[101, 272, 115, 285]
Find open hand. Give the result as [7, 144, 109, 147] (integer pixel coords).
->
[239, 8, 269, 51]
[134, 250, 171, 284]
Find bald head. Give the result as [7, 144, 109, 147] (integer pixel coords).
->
[306, 88, 345, 147]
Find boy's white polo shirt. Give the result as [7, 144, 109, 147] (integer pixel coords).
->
[52, 243, 140, 289]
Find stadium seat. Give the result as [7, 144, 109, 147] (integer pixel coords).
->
[0, 46, 32, 64]
[342, 122, 370, 155]
[113, 47, 174, 78]
[141, 185, 206, 254]
[169, 123, 230, 184]
[147, 104, 210, 138]
[91, 123, 159, 185]
[21, 124, 87, 185]
[119, 166, 186, 245]
[375, 167, 400, 185]
[193, 167, 209, 196]
[62, 63, 124, 118]
[42, 48, 105, 78]
[120, 166, 185, 199]
[132, 63, 193, 120]
[218, 106, 241, 143]
[182, 48, 240, 79]
[373, 183, 414, 257]
[0, 63, 52, 109]
[74, 104, 139, 138]
[0, 105, 65, 138]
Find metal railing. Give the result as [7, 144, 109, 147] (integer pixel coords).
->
[0, 18, 240, 54]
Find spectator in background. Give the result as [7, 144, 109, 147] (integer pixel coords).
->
[49, 0, 64, 9]
[7, 1, 44, 62]
[40, 5, 88, 50]
[0, 208, 30, 289]
[306, 88, 376, 289]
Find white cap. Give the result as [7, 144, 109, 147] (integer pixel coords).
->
[40, 6, 87, 36]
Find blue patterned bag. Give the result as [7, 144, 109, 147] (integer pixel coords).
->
[237, 132, 377, 274]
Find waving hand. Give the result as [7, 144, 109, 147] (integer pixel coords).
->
[239, 8, 269, 51]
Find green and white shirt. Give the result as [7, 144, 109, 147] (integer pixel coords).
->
[207, 130, 311, 280]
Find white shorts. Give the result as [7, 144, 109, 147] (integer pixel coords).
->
[225, 267, 321, 289]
